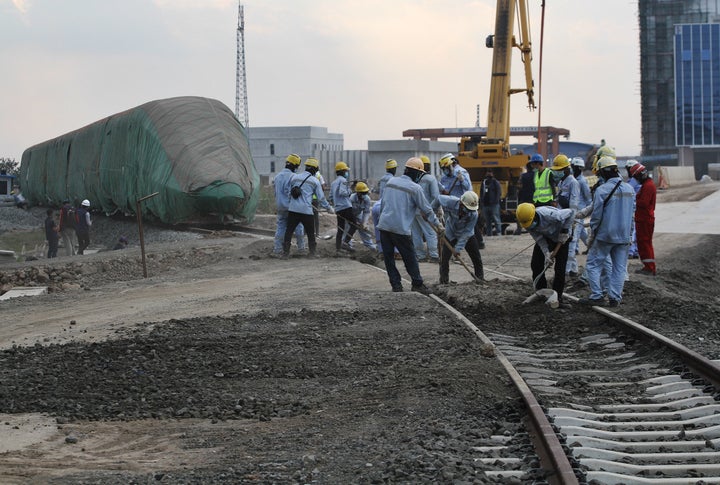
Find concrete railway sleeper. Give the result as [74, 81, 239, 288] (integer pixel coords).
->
[472, 297, 720, 485]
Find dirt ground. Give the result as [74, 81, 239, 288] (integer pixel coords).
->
[0, 183, 718, 483]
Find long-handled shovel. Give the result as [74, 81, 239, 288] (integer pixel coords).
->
[532, 241, 563, 290]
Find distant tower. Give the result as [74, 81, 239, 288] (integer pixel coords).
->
[235, 2, 249, 128]
[475, 104, 481, 128]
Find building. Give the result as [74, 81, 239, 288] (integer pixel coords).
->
[638, 0, 720, 176]
[248, 126, 455, 187]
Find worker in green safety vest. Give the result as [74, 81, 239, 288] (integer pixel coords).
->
[529, 153, 556, 207]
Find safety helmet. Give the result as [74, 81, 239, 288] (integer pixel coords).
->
[385, 159, 398, 170]
[460, 191, 479, 211]
[530, 153, 544, 164]
[335, 161, 349, 172]
[419, 155, 430, 166]
[81, 199, 90, 207]
[625, 159, 639, 169]
[550, 154, 570, 170]
[628, 163, 646, 178]
[516, 203, 536, 229]
[596, 145, 616, 160]
[286, 153, 301, 166]
[438, 153, 456, 167]
[596, 156, 618, 171]
[570, 157, 585, 168]
[355, 181, 370, 193]
[305, 157, 319, 168]
[404, 157, 426, 172]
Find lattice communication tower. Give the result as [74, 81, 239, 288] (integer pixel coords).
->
[235, 2, 249, 128]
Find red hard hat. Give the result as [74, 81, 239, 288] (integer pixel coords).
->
[629, 163, 646, 177]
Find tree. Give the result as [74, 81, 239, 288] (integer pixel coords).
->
[0, 158, 19, 177]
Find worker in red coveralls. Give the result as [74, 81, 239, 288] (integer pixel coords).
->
[629, 163, 657, 276]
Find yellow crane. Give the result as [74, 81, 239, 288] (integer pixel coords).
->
[457, 0, 537, 220]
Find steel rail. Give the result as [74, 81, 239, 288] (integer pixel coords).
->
[565, 295, 720, 388]
[430, 294, 580, 485]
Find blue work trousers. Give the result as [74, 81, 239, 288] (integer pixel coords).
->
[482, 204, 502, 235]
[586, 240, 629, 302]
[411, 215, 438, 260]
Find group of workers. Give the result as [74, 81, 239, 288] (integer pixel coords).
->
[272, 146, 656, 305]
[43, 198, 94, 258]
[516, 145, 657, 308]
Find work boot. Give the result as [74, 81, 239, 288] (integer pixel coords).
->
[392, 286, 403, 293]
[579, 297, 605, 306]
[279, 252, 290, 260]
[608, 299, 620, 308]
[411, 284, 432, 295]
[428, 256, 440, 263]
[635, 267, 656, 276]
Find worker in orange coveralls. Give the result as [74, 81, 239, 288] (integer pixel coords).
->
[629, 163, 657, 276]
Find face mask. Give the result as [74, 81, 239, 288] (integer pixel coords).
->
[551, 170, 564, 181]
[443, 167, 452, 176]
[529, 219, 539, 230]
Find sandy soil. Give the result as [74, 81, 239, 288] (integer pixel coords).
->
[0, 184, 718, 483]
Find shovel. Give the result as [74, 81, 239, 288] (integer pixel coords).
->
[532, 241, 563, 291]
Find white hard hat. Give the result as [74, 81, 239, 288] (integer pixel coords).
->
[570, 157, 585, 168]
[81, 199, 90, 207]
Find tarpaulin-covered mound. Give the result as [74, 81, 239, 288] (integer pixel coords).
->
[20, 96, 260, 224]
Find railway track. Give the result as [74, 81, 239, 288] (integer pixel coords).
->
[432, 289, 720, 484]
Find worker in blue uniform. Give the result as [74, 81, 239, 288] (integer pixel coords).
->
[438, 191, 484, 284]
[273, 154, 306, 256]
[377, 157, 441, 294]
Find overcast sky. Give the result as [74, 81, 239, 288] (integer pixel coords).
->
[0, 0, 641, 164]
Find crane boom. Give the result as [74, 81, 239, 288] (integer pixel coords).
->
[456, 0, 537, 229]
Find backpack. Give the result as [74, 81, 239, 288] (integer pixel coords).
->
[62, 207, 76, 229]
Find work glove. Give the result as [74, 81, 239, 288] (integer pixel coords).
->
[543, 251, 554, 268]
[327, 207, 335, 215]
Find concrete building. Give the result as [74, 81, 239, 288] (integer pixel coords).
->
[248, 126, 455, 188]
[639, 0, 720, 177]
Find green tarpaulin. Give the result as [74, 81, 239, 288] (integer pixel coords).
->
[20, 96, 259, 224]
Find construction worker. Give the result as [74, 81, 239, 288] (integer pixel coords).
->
[514, 158, 538, 234]
[273, 154, 306, 256]
[76, 199, 92, 255]
[481, 169, 502, 236]
[516, 202, 574, 305]
[411, 155, 440, 262]
[629, 163, 657, 276]
[625, 159, 641, 259]
[311, 167, 327, 238]
[376, 159, 397, 198]
[283, 158, 333, 258]
[58, 199, 77, 256]
[439, 153, 471, 198]
[531, 154, 555, 207]
[579, 157, 635, 307]
[377, 157, 441, 294]
[331, 161, 354, 253]
[438, 191, 484, 284]
[343, 182, 376, 251]
[571, 157, 592, 254]
[550, 155, 581, 277]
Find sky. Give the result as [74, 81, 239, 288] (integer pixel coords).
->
[0, 0, 641, 164]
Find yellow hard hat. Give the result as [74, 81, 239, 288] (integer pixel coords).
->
[286, 153, 301, 166]
[335, 161, 349, 172]
[551, 154, 570, 170]
[305, 157, 319, 168]
[405, 157, 426, 172]
[355, 181, 370, 193]
[385, 159, 398, 170]
[419, 155, 430, 165]
[460, 191, 479, 211]
[439, 154, 455, 168]
[516, 203, 536, 229]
